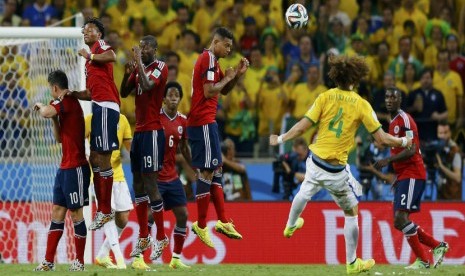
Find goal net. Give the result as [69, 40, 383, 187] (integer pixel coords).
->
[0, 27, 88, 264]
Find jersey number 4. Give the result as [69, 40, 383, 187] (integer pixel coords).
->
[328, 107, 343, 138]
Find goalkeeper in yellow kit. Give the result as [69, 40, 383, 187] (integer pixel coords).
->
[270, 55, 413, 274]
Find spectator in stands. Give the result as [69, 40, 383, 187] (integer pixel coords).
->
[447, 34, 465, 94]
[366, 41, 394, 90]
[327, 0, 351, 34]
[396, 62, 420, 95]
[313, 4, 330, 56]
[163, 52, 191, 115]
[22, 0, 57, 26]
[105, 0, 130, 37]
[144, 0, 176, 36]
[159, 5, 195, 53]
[327, 17, 349, 55]
[243, 46, 266, 116]
[192, 0, 228, 46]
[221, 138, 252, 201]
[222, 3, 244, 43]
[0, 0, 20, 26]
[285, 34, 319, 82]
[433, 50, 463, 131]
[123, 15, 146, 53]
[239, 16, 259, 60]
[407, 68, 448, 143]
[370, 6, 396, 51]
[436, 121, 463, 200]
[393, 0, 427, 38]
[389, 35, 423, 81]
[281, 27, 304, 63]
[100, 13, 112, 38]
[423, 20, 449, 68]
[176, 30, 200, 77]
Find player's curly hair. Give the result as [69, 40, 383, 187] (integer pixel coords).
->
[328, 55, 369, 89]
[83, 17, 105, 39]
[164, 81, 183, 99]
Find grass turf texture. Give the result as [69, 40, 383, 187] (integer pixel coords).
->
[1, 264, 465, 276]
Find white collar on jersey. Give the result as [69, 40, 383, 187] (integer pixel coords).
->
[162, 108, 178, 121]
[143, 59, 157, 69]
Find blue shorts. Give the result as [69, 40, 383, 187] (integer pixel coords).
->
[187, 122, 222, 170]
[91, 104, 119, 152]
[131, 130, 165, 173]
[158, 178, 187, 210]
[393, 178, 425, 213]
[53, 164, 91, 209]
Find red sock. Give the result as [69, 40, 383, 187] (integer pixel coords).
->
[210, 183, 227, 223]
[44, 221, 64, 263]
[150, 200, 165, 240]
[99, 169, 113, 214]
[406, 233, 429, 263]
[92, 168, 101, 212]
[196, 193, 211, 228]
[173, 226, 187, 255]
[417, 227, 440, 249]
[135, 195, 149, 238]
[73, 219, 87, 264]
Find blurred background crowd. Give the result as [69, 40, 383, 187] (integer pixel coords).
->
[1, 0, 464, 202]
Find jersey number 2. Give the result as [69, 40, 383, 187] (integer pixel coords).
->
[328, 107, 343, 138]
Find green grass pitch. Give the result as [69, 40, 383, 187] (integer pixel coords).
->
[1, 264, 464, 276]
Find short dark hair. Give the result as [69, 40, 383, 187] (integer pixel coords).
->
[164, 51, 180, 62]
[293, 137, 307, 148]
[164, 81, 183, 99]
[420, 67, 434, 78]
[385, 86, 402, 97]
[48, 70, 69, 89]
[83, 17, 105, 39]
[438, 120, 450, 127]
[213, 27, 234, 41]
[182, 29, 200, 45]
[141, 35, 158, 49]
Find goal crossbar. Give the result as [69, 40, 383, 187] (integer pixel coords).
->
[0, 27, 83, 39]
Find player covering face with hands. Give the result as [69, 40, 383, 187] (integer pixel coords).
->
[270, 55, 412, 275]
[187, 27, 248, 248]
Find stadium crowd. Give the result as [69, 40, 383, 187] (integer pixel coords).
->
[1, 0, 464, 201]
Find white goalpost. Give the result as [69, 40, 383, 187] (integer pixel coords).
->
[0, 26, 92, 264]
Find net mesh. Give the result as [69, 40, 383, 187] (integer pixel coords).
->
[0, 37, 84, 263]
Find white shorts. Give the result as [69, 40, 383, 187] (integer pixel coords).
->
[299, 156, 363, 210]
[93, 181, 134, 212]
[111, 181, 134, 212]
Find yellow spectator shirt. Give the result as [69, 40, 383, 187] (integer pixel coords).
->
[305, 88, 382, 164]
[85, 114, 132, 182]
[291, 83, 327, 119]
[433, 70, 463, 123]
[177, 50, 199, 77]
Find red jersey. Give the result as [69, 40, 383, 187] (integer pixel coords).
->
[158, 109, 187, 182]
[389, 110, 426, 180]
[128, 60, 168, 132]
[86, 40, 120, 105]
[50, 96, 88, 169]
[187, 50, 224, 127]
[449, 56, 465, 86]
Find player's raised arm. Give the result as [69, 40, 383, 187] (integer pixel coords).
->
[220, 57, 250, 95]
[133, 46, 155, 92]
[203, 68, 236, 98]
[120, 60, 136, 98]
[269, 117, 313, 146]
[33, 102, 57, 118]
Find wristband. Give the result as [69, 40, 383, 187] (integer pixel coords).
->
[277, 135, 284, 144]
[91, 54, 95, 60]
[400, 137, 407, 148]
[86, 53, 91, 60]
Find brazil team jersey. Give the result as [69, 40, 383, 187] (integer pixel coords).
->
[305, 88, 382, 165]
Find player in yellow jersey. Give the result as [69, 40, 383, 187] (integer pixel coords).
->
[85, 114, 134, 269]
[270, 55, 413, 275]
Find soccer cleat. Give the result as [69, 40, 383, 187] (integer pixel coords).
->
[215, 220, 243, 239]
[346, 258, 376, 274]
[130, 235, 153, 257]
[192, 221, 214, 248]
[69, 259, 85, 271]
[131, 254, 150, 270]
[115, 258, 127, 269]
[95, 256, 117, 269]
[88, 210, 115, 231]
[404, 258, 430, 269]
[34, 260, 55, 271]
[169, 257, 191, 269]
[433, 242, 449, 268]
[150, 236, 169, 260]
[283, 217, 304, 238]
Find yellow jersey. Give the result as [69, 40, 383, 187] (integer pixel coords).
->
[305, 88, 382, 164]
[85, 114, 132, 182]
[433, 70, 463, 123]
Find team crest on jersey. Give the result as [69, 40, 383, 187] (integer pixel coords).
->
[152, 69, 161, 79]
[178, 126, 183, 134]
[394, 125, 399, 134]
[52, 99, 60, 105]
[212, 159, 218, 166]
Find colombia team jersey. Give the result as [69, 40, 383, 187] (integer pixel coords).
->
[159, 109, 187, 182]
[128, 60, 168, 132]
[86, 40, 120, 105]
[389, 110, 426, 180]
[85, 114, 132, 182]
[50, 96, 88, 169]
[305, 88, 382, 165]
[188, 50, 224, 127]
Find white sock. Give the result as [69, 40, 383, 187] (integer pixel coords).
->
[286, 192, 307, 227]
[344, 216, 359, 264]
[97, 220, 113, 259]
[99, 219, 124, 261]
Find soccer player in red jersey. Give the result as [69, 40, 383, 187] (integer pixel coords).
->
[120, 35, 168, 257]
[33, 70, 90, 271]
[187, 27, 249, 247]
[66, 17, 121, 230]
[375, 88, 449, 269]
